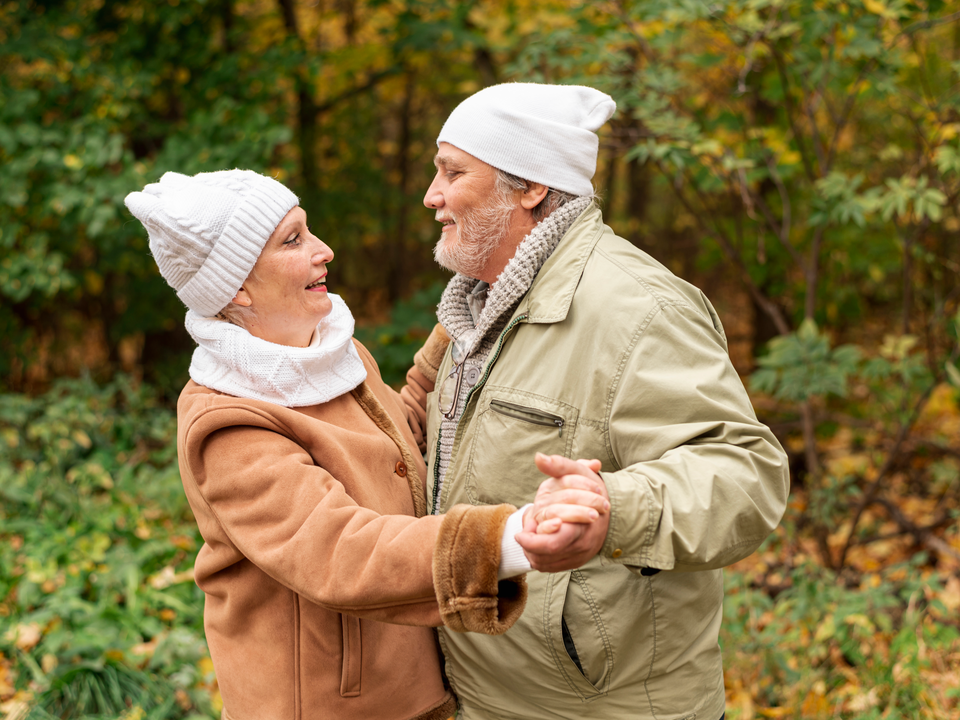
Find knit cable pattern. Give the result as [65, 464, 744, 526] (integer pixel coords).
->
[185, 293, 367, 407]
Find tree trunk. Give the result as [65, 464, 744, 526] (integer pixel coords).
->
[277, 0, 320, 207]
[387, 73, 415, 303]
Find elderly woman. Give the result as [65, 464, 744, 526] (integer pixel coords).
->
[125, 170, 602, 720]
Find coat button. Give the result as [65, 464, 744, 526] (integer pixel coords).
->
[395, 461, 407, 477]
[464, 366, 481, 386]
[611, 549, 623, 558]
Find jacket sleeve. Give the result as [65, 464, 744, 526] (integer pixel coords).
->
[182, 406, 523, 632]
[357, 324, 450, 453]
[599, 302, 790, 573]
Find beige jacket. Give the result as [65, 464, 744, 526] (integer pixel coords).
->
[427, 206, 790, 720]
[177, 336, 525, 720]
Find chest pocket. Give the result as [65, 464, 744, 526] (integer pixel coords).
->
[463, 388, 578, 508]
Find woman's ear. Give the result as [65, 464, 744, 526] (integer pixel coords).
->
[519, 182, 549, 210]
[232, 287, 253, 307]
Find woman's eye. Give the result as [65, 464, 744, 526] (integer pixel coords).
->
[284, 233, 301, 246]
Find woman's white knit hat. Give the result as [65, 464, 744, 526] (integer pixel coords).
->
[124, 169, 298, 317]
[437, 83, 616, 196]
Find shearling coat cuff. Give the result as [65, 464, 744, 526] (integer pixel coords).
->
[414, 324, 451, 384]
[433, 503, 527, 635]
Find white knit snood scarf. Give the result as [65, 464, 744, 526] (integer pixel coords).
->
[185, 293, 367, 407]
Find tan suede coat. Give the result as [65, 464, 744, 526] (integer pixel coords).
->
[177, 338, 525, 720]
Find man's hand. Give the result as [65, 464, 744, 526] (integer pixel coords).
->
[515, 453, 611, 572]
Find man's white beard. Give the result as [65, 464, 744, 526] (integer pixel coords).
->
[434, 193, 516, 279]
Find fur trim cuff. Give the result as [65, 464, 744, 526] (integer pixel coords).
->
[411, 693, 457, 720]
[433, 504, 527, 635]
[414, 324, 451, 383]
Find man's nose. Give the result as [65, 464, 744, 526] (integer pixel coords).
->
[423, 177, 443, 209]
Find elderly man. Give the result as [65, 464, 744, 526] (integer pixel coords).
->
[421, 83, 790, 720]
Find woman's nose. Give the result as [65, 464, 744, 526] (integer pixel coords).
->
[311, 240, 333, 264]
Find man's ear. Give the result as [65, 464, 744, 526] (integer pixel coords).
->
[519, 182, 549, 210]
[231, 287, 253, 307]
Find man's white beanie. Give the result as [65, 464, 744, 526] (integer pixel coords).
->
[437, 83, 616, 196]
[125, 169, 298, 317]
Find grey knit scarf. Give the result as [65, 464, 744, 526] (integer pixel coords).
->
[433, 196, 593, 507]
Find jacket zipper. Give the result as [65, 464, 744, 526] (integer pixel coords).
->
[432, 314, 528, 514]
[489, 399, 565, 438]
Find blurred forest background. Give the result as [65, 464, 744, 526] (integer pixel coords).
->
[2, 0, 960, 718]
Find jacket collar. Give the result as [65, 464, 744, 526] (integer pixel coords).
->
[516, 204, 606, 325]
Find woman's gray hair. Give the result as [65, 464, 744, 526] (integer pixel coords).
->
[214, 267, 261, 328]
[494, 169, 594, 222]
[216, 302, 257, 328]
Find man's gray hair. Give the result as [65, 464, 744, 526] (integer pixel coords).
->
[494, 169, 594, 223]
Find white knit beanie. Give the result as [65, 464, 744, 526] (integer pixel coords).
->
[124, 169, 299, 317]
[437, 83, 616, 196]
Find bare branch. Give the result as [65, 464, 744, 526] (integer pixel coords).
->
[735, 4, 783, 94]
[610, 0, 657, 64]
[837, 379, 940, 568]
[823, 10, 959, 171]
[666, 163, 792, 335]
[315, 68, 401, 114]
[768, 44, 819, 182]
[765, 155, 792, 247]
[900, 9, 960, 35]
[872, 497, 960, 561]
[735, 167, 758, 220]
[803, 226, 825, 321]
[803, 94, 827, 171]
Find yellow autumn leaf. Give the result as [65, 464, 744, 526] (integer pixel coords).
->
[779, 149, 802, 165]
[4, 623, 41, 651]
[938, 576, 960, 612]
[211, 686, 223, 713]
[119, 707, 145, 720]
[814, 616, 835, 642]
[0, 695, 32, 720]
[756, 707, 793, 718]
[72, 430, 92, 449]
[844, 613, 875, 632]
[692, 139, 724, 157]
[40, 654, 57, 674]
[198, 656, 216, 677]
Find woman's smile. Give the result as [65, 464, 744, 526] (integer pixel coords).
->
[306, 275, 327, 291]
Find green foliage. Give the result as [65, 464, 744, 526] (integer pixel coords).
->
[751, 319, 862, 402]
[878, 175, 947, 223]
[810, 172, 880, 228]
[722, 557, 959, 716]
[355, 282, 445, 387]
[0, 377, 217, 719]
[0, 0, 299, 387]
[31, 660, 176, 720]
[506, 0, 960, 338]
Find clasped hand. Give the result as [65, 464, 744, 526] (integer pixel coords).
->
[515, 453, 611, 573]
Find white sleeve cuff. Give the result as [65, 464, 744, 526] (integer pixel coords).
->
[498, 505, 533, 580]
